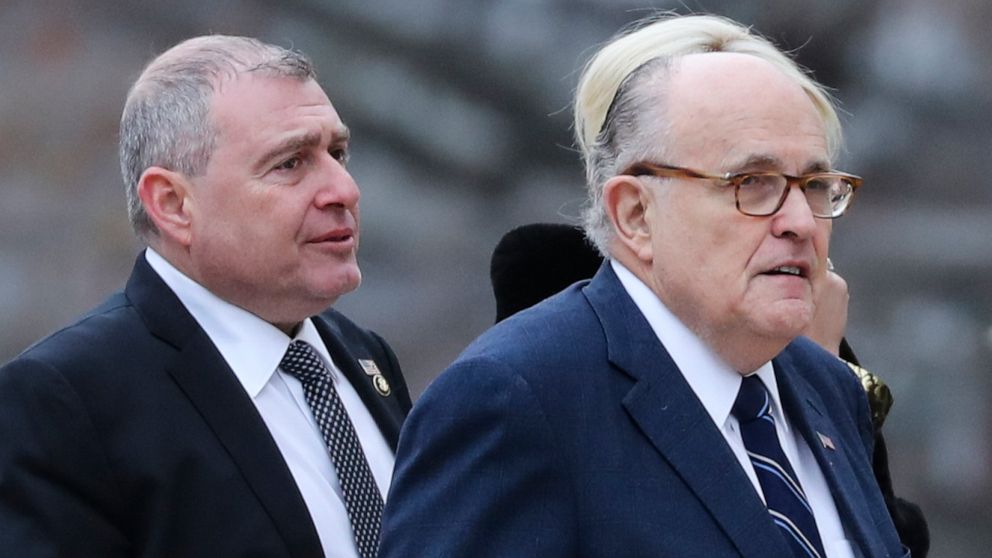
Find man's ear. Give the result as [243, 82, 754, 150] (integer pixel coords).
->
[137, 167, 195, 247]
[603, 175, 654, 263]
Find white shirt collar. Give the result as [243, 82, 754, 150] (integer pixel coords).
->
[145, 248, 334, 398]
[610, 259, 788, 431]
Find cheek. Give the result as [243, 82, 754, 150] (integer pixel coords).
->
[714, 230, 772, 309]
[709, 226, 760, 276]
[248, 193, 306, 239]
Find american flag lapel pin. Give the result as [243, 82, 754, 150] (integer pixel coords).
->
[817, 431, 836, 451]
[358, 359, 380, 376]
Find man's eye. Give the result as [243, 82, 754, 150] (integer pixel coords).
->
[738, 174, 780, 190]
[275, 156, 302, 171]
[739, 174, 759, 187]
[804, 178, 831, 192]
[330, 148, 350, 164]
[739, 174, 772, 188]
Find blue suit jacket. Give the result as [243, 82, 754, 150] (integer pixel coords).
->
[380, 263, 905, 557]
[0, 253, 411, 557]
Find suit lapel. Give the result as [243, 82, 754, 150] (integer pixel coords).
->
[774, 352, 879, 557]
[313, 316, 403, 451]
[125, 254, 324, 558]
[583, 264, 790, 558]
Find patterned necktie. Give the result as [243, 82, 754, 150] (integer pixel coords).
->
[280, 340, 383, 558]
[732, 375, 826, 558]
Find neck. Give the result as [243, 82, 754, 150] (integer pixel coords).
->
[609, 246, 787, 374]
[704, 332, 786, 375]
[274, 320, 304, 337]
[147, 242, 310, 337]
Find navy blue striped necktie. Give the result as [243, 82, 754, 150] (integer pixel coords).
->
[732, 375, 826, 558]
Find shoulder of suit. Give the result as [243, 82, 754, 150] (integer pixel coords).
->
[783, 338, 894, 429]
[782, 337, 851, 375]
[455, 297, 603, 387]
[10, 291, 135, 364]
[786, 336, 892, 425]
[778, 338, 868, 403]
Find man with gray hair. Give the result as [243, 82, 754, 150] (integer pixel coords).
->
[0, 35, 410, 557]
[380, 13, 905, 557]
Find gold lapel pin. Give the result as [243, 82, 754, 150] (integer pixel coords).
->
[372, 374, 391, 397]
[359, 359, 391, 396]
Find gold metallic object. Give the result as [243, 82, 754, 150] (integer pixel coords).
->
[844, 361, 893, 430]
[373, 374, 392, 397]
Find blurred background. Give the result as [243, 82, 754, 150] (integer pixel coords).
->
[1, 0, 990, 554]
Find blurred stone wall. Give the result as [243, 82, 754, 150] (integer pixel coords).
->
[1, 0, 989, 554]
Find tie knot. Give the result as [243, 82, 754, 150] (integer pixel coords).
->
[280, 340, 329, 383]
[731, 375, 771, 424]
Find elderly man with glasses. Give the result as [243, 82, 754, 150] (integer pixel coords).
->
[380, 13, 907, 558]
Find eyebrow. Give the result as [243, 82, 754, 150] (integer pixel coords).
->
[726, 154, 831, 175]
[254, 125, 351, 173]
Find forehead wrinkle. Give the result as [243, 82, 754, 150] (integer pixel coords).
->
[285, 130, 323, 151]
[259, 130, 322, 164]
[719, 153, 781, 172]
[261, 122, 349, 163]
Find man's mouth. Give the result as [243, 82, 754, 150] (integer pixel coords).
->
[766, 265, 803, 277]
[311, 229, 353, 243]
[761, 263, 809, 278]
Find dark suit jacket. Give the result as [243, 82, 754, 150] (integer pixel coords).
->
[0, 253, 411, 557]
[380, 263, 905, 557]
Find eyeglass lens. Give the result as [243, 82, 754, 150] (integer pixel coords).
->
[736, 174, 852, 217]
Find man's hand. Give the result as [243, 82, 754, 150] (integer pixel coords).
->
[805, 260, 849, 356]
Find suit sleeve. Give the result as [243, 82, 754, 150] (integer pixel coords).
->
[379, 356, 577, 557]
[0, 358, 129, 557]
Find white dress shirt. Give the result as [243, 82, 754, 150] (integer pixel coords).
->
[146, 249, 393, 558]
[612, 260, 857, 557]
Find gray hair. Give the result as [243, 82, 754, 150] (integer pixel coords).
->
[573, 14, 843, 255]
[119, 35, 316, 241]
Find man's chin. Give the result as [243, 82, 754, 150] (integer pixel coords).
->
[318, 267, 362, 301]
[755, 301, 814, 340]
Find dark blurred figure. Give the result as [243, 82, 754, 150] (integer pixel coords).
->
[490, 222, 928, 558]
[491, 223, 603, 322]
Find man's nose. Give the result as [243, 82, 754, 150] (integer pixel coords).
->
[770, 185, 817, 239]
[313, 155, 360, 209]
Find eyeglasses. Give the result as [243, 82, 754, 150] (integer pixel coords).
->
[621, 161, 862, 219]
